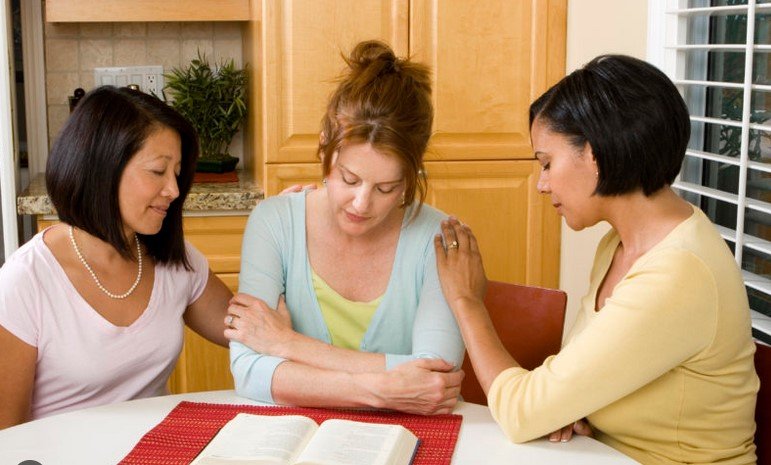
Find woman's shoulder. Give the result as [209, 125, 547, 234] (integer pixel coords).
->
[151, 241, 208, 277]
[645, 207, 734, 274]
[183, 240, 208, 269]
[1, 232, 50, 278]
[629, 225, 728, 304]
[255, 191, 303, 212]
[393, 204, 447, 261]
[0, 233, 58, 305]
[246, 192, 305, 226]
[405, 203, 446, 231]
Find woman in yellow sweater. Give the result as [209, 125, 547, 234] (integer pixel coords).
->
[434, 55, 759, 465]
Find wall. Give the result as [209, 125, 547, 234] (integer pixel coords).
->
[561, 0, 649, 335]
[43, 19, 244, 162]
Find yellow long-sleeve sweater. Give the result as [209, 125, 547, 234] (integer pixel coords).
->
[488, 206, 758, 465]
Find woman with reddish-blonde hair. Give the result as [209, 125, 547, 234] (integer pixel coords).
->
[226, 40, 465, 415]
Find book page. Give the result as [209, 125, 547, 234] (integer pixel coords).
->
[294, 419, 418, 465]
[191, 414, 319, 465]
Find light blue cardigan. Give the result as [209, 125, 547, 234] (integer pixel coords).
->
[230, 191, 465, 403]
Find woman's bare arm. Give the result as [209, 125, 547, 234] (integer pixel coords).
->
[0, 325, 36, 429]
[184, 270, 233, 347]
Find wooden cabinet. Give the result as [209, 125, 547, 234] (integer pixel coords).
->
[167, 215, 248, 394]
[411, 0, 567, 163]
[264, 163, 323, 194]
[45, 0, 251, 22]
[250, 0, 566, 287]
[425, 161, 560, 286]
[249, 0, 408, 179]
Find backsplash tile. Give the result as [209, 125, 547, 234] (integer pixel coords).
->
[147, 22, 180, 38]
[115, 23, 147, 38]
[46, 72, 79, 105]
[214, 38, 243, 67]
[45, 39, 78, 71]
[147, 39, 181, 69]
[45, 21, 245, 162]
[181, 22, 213, 39]
[113, 39, 147, 66]
[214, 22, 241, 38]
[79, 22, 113, 38]
[79, 39, 113, 70]
[44, 22, 78, 38]
[181, 39, 214, 63]
[47, 105, 70, 144]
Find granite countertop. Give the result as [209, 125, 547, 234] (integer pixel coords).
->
[17, 171, 264, 215]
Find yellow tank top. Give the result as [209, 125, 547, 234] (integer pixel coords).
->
[311, 270, 382, 350]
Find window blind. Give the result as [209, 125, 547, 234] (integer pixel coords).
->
[657, 0, 771, 343]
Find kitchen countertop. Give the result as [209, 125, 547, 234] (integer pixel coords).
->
[17, 171, 263, 215]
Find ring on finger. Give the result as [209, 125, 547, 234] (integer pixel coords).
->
[226, 315, 235, 326]
[447, 240, 459, 250]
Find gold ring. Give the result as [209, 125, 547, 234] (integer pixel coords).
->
[226, 315, 235, 326]
[447, 240, 459, 250]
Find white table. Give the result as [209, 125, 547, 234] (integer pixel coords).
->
[0, 390, 639, 465]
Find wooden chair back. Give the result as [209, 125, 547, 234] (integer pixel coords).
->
[460, 280, 567, 405]
[756, 342, 771, 465]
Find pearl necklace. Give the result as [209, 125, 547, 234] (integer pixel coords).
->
[68, 225, 143, 299]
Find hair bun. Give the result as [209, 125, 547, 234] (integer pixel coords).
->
[346, 40, 400, 78]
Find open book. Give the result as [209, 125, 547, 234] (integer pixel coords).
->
[190, 413, 420, 465]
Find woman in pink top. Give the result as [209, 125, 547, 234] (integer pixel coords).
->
[0, 86, 232, 428]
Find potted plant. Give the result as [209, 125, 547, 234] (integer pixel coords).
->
[164, 52, 248, 173]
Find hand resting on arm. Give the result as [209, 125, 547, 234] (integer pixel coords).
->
[226, 293, 464, 415]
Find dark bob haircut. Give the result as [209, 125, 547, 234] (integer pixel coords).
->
[529, 55, 690, 196]
[46, 85, 199, 268]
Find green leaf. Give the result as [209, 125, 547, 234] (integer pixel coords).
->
[163, 48, 249, 160]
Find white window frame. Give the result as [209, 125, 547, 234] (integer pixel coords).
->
[0, 0, 18, 261]
[648, 0, 771, 342]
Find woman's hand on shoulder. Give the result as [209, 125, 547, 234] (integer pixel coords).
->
[225, 294, 295, 358]
[364, 358, 464, 415]
[279, 184, 317, 195]
[434, 217, 487, 310]
[547, 419, 593, 442]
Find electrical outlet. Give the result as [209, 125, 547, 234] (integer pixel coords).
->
[94, 66, 164, 96]
[144, 73, 160, 96]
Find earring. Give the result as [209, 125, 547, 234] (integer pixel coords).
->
[401, 191, 406, 206]
[322, 178, 327, 185]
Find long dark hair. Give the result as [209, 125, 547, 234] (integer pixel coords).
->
[46, 86, 199, 267]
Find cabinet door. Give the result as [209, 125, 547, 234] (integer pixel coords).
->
[424, 160, 560, 287]
[411, 0, 567, 161]
[260, 0, 408, 168]
[182, 216, 248, 274]
[168, 216, 247, 394]
[265, 163, 323, 196]
[168, 328, 235, 394]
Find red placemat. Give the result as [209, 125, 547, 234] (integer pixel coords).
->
[119, 401, 462, 465]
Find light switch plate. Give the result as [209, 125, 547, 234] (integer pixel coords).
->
[94, 65, 164, 97]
